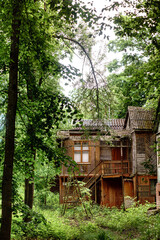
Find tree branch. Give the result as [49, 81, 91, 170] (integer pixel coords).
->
[55, 35, 100, 118]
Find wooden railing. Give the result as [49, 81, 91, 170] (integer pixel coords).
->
[81, 160, 130, 190]
[83, 161, 103, 188]
[60, 164, 93, 176]
[60, 160, 130, 177]
[101, 160, 130, 175]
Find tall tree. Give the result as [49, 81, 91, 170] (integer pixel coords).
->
[104, 0, 160, 117]
[0, 0, 22, 239]
[0, 0, 103, 238]
[106, 37, 150, 117]
[17, 0, 97, 216]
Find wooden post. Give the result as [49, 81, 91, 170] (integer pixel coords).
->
[101, 178, 104, 205]
[59, 177, 62, 204]
[135, 135, 139, 201]
[95, 179, 97, 203]
[127, 142, 130, 174]
[94, 146, 97, 203]
[121, 141, 125, 210]
[102, 161, 104, 175]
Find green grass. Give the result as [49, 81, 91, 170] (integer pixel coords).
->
[6, 193, 160, 240]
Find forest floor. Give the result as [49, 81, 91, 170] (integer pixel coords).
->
[10, 194, 160, 240]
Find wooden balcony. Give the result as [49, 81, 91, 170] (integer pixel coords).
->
[60, 160, 131, 204]
[60, 160, 131, 177]
[102, 160, 130, 176]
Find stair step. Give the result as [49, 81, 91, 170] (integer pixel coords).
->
[85, 175, 101, 189]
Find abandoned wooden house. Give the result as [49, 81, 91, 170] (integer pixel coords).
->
[58, 106, 157, 208]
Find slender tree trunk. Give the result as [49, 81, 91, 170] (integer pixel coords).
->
[0, 2, 21, 240]
[25, 179, 34, 209]
[24, 149, 35, 222]
[24, 65, 36, 221]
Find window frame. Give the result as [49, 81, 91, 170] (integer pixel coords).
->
[149, 179, 157, 196]
[73, 141, 90, 164]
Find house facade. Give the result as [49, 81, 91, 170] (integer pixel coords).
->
[59, 106, 157, 208]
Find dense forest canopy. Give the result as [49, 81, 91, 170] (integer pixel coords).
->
[0, 0, 102, 238]
[0, 0, 160, 239]
[105, 0, 160, 118]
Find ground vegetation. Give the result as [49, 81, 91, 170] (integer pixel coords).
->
[10, 193, 160, 240]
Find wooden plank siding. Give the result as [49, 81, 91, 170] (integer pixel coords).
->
[135, 132, 156, 175]
[58, 107, 158, 208]
[60, 136, 156, 206]
[101, 178, 123, 208]
[137, 175, 157, 203]
[60, 140, 131, 177]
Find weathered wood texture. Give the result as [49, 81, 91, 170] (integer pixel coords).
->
[61, 140, 100, 176]
[58, 106, 157, 208]
[132, 132, 156, 175]
[101, 178, 123, 208]
[61, 139, 131, 177]
[137, 175, 156, 203]
[124, 180, 134, 198]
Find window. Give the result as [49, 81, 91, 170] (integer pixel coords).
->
[150, 179, 157, 196]
[74, 141, 90, 164]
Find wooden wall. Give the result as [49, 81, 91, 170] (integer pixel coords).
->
[101, 178, 123, 208]
[124, 180, 134, 198]
[59, 133, 157, 207]
[60, 139, 100, 176]
[137, 175, 156, 204]
[131, 132, 156, 175]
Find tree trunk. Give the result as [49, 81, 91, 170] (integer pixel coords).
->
[24, 69, 36, 221]
[24, 150, 35, 222]
[25, 179, 34, 209]
[0, 2, 21, 240]
[24, 178, 34, 222]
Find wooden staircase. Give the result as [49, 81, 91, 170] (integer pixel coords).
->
[62, 159, 131, 204]
[61, 156, 131, 209]
[61, 175, 93, 217]
[62, 161, 103, 206]
[83, 161, 102, 189]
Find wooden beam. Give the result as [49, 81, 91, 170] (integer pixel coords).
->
[59, 177, 62, 204]
[101, 178, 104, 205]
[121, 141, 125, 210]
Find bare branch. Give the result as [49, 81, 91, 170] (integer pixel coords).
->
[55, 35, 100, 118]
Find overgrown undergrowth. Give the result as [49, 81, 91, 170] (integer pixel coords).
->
[10, 193, 160, 240]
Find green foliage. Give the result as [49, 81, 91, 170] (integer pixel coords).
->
[94, 203, 158, 239]
[10, 197, 160, 240]
[0, 0, 111, 237]
[72, 85, 113, 119]
[105, 0, 160, 117]
[77, 180, 92, 200]
[141, 157, 156, 175]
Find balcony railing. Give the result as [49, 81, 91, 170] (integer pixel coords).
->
[60, 160, 130, 177]
[102, 160, 130, 175]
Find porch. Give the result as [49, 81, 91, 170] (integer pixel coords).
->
[60, 159, 131, 178]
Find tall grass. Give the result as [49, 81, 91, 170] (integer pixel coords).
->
[10, 193, 160, 240]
